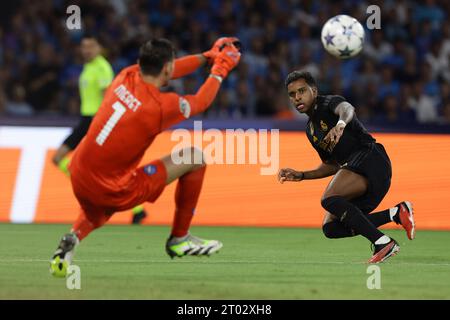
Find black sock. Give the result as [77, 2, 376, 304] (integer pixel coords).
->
[322, 221, 355, 239]
[321, 196, 385, 243]
[367, 209, 392, 227]
[392, 205, 401, 224]
[322, 209, 394, 239]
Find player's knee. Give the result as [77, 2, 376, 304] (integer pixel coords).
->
[321, 196, 349, 223]
[322, 223, 337, 239]
[321, 196, 341, 212]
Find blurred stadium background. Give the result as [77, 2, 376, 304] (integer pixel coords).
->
[1, 0, 450, 300]
[0, 0, 449, 123]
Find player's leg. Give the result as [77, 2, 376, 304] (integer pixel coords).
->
[346, 143, 414, 240]
[70, 206, 112, 241]
[321, 168, 399, 262]
[52, 144, 72, 176]
[323, 202, 414, 240]
[365, 143, 415, 238]
[320, 175, 393, 239]
[322, 212, 355, 239]
[366, 201, 415, 240]
[322, 158, 402, 239]
[161, 147, 206, 236]
[159, 147, 223, 258]
[50, 205, 112, 277]
[131, 204, 148, 225]
[52, 116, 93, 176]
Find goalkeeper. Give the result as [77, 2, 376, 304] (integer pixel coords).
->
[52, 34, 148, 224]
[50, 37, 241, 277]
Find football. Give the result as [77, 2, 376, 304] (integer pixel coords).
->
[321, 14, 365, 59]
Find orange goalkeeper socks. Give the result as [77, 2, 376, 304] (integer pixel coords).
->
[71, 208, 111, 241]
[171, 165, 206, 237]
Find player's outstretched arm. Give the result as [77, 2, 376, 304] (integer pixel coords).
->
[171, 54, 207, 80]
[171, 37, 241, 80]
[278, 161, 339, 184]
[161, 44, 241, 130]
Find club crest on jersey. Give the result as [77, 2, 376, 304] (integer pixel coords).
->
[179, 97, 191, 119]
[143, 164, 157, 176]
[320, 120, 328, 131]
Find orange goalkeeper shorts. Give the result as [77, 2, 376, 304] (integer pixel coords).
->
[71, 159, 168, 216]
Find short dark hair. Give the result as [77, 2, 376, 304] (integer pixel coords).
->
[285, 70, 317, 89]
[138, 38, 175, 76]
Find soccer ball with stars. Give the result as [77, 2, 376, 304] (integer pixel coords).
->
[321, 14, 365, 59]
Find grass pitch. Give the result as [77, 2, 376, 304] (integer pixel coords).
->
[0, 223, 449, 299]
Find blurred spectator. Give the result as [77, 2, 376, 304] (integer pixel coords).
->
[442, 101, 450, 124]
[397, 50, 419, 84]
[420, 62, 440, 98]
[378, 66, 400, 101]
[363, 30, 393, 63]
[0, 88, 6, 114]
[356, 59, 380, 88]
[243, 37, 269, 79]
[381, 94, 400, 123]
[234, 78, 255, 117]
[413, 0, 445, 30]
[408, 81, 439, 123]
[398, 84, 417, 123]
[5, 83, 34, 116]
[425, 38, 449, 81]
[25, 43, 61, 112]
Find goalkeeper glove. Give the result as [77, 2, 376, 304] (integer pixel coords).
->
[203, 37, 241, 64]
[210, 44, 241, 80]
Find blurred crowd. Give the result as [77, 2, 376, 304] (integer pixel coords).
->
[0, 0, 449, 125]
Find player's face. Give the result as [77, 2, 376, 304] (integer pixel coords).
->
[81, 38, 101, 62]
[287, 79, 317, 114]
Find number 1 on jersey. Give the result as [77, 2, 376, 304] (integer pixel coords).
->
[96, 101, 126, 146]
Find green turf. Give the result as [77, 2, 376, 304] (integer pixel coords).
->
[0, 223, 449, 299]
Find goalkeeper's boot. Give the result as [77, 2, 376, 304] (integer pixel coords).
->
[50, 233, 79, 277]
[368, 238, 400, 264]
[165, 234, 223, 258]
[395, 201, 415, 240]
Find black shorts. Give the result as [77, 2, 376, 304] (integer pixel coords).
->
[63, 116, 93, 150]
[344, 143, 392, 214]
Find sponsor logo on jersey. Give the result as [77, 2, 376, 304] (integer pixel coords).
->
[320, 120, 328, 131]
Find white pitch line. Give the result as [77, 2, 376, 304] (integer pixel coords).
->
[0, 259, 450, 267]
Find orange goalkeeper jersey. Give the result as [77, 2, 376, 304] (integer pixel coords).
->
[70, 59, 220, 194]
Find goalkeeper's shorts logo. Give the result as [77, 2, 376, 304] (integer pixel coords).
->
[143, 164, 157, 175]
